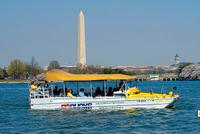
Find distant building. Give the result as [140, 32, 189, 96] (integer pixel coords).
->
[43, 66, 48, 71]
[118, 67, 155, 72]
[60, 65, 76, 70]
[175, 54, 180, 65]
[149, 74, 160, 81]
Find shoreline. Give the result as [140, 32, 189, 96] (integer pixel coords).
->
[0, 80, 28, 84]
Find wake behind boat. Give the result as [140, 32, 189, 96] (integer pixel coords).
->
[29, 69, 179, 110]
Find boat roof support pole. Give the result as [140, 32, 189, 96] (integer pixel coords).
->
[90, 81, 92, 97]
[104, 80, 106, 96]
[77, 82, 79, 95]
[135, 80, 138, 88]
[51, 83, 53, 97]
[42, 87, 45, 98]
[63, 82, 66, 97]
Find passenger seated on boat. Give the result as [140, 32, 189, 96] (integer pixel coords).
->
[37, 83, 48, 97]
[44, 81, 50, 97]
[48, 86, 53, 97]
[31, 81, 37, 92]
[107, 87, 113, 96]
[44, 81, 49, 88]
[31, 81, 39, 94]
[89, 88, 95, 97]
[37, 83, 44, 91]
[95, 87, 103, 96]
[59, 88, 64, 97]
[31, 81, 42, 98]
[67, 89, 76, 98]
[78, 88, 86, 97]
[53, 86, 59, 96]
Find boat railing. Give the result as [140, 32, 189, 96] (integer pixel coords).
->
[30, 86, 50, 99]
[51, 96, 116, 99]
[30, 94, 124, 100]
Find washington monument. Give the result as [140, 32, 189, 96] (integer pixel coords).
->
[77, 10, 86, 67]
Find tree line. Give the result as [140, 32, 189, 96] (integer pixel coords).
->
[0, 57, 61, 80]
[1, 57, 194, 80]
[68, 65, 135, 75]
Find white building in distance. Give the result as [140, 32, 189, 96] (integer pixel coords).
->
[175, 54, 180, 65]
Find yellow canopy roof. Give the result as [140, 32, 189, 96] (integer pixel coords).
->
[46, 69, 136, 82]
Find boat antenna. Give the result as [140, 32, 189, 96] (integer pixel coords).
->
[161, 84, 164, 94]
[135, 80, 138, 88]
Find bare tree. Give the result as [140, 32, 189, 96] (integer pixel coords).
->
[48, 60, 60, 70]
[26, 56, 44, 79]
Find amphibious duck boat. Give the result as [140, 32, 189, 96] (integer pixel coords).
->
[29, 69, 179, 110]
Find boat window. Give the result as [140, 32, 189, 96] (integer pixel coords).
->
[31, 80, 135, 98]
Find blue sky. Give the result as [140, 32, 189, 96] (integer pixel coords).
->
[0, 0, 200, 67]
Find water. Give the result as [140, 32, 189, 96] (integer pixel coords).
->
[0, 81, 200, 133]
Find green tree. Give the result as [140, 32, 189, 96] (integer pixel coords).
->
[48, 60, 60, 70]
[8, 59, 26, 79]
[0, 67, 4, 79]
[103, 68, 113, 74]
[103, 68, 134, 75]
[2, 69, 8, 78]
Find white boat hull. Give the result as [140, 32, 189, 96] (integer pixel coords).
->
[30, 97, 177, 110]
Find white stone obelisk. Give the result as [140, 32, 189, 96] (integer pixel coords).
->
[78, 10, 86, 68]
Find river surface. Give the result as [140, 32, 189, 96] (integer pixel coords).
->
[0, 81, 200, 133]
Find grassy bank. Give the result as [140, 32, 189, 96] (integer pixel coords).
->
[0, 80, 28, 84]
